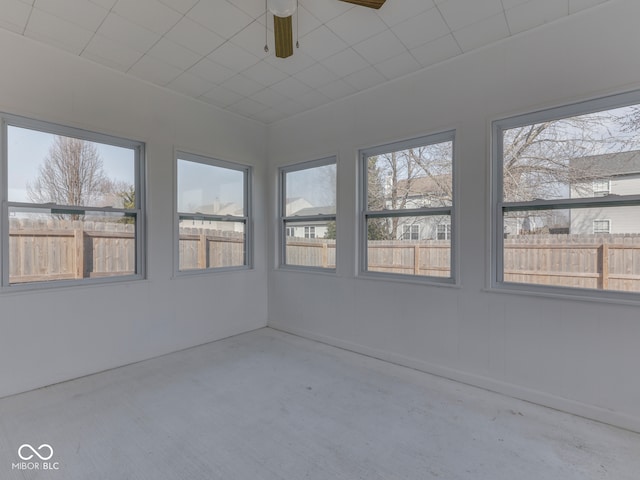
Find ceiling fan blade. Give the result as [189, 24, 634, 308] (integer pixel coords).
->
[273, 15, 293, 58]
[338, 0, 386, 9]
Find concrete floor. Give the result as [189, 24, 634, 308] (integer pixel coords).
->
[0, 328, 638, 480]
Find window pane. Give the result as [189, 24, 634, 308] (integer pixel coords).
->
[178, 218, 245, 270]
[503, 206, 640, 292]
[501, 105, 640, 202]
[367, 141, 453, 210]
[285, 164, 336, 216]
[8, 126, 136, 208]
[284, 220, 335, 268]
[9, 208, 136, 284]
[177, 159, 245, 215]
[366, 215, 451, 277]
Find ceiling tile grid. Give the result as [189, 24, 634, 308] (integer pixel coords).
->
[1, 0, 611, 123]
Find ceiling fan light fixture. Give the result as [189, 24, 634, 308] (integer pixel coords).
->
[268, 0, 297, 17]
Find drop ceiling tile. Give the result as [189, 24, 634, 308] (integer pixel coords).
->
[25, 8, 94, 55]
[301, 26, 348, 61]
[377, 0, 436, 27]
[264, 50, 316, 75]
[299, 0, 353, 23]
[353, 28, 407, 64]
[35, 0, 108, 32]
[89, 0, 118, 9]
[242, 60, 289, 87]
[0, 0, 31, 34]
[317, 79, 357, 101]
[167, 72, 216, 97]
[98, 13, 161, 53]
[453, 13, 510, 52]
[569, 0, 609, 14]
[295, 90, 331, 109]
[166, 17, 225, 56]
[410, 33, 461, 67]
[296, 5, 322, 37]
[229, 18, 271, 58]
[249, 87, 288, 109]
[200, 85, 244, 107]
[275, 98, 307, 116]
[187, 0, 253, 39]
[373, 51, 421, 80]
[220, 74, 265, 96]
[129, 54, 183, 85]
[294, 63, 339, 89]
[506, 0, 569, 35]
[114, 0, 182, 35]
[251, 108, 287, 124]
[437, 0, 504, 31]
[232, 0, 266, 19]
[343, 66, 386, 91]
[207, 42, 261, 73]
[157, 0, 199, 14]
[325, 6, 388, 46]
[226, 97, 269, 117]
[321, 48, 369, 78]
[147, 37, 202, 69]
[270, 76, 312, 98]
[392, 7, 451, 50]
[188, 57, 236, 84]
[82, 33, 143, 71]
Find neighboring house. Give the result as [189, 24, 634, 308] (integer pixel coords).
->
[285, 204, 335, 239]
[569, 151, 640, 234]
[284, 198, 334, 239]
[181, 201, 245, 233]
[388, 175, 452, 240]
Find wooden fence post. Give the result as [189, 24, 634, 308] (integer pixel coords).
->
[322, 242, 328, 268]
[198, 234, 208, 269]
[74, 228, 84, 279]
[598, 243, 609, 290]
[414, 244, 421, 275]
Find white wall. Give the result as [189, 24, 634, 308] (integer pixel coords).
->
[267, 0, 640, 432]
[0, 29, 268, 398]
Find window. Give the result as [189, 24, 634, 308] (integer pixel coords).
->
[304, 226, 316, 239]
[437, 223, 451, 240]
[280, 157, 336, 270]
[176, 152, 251, 272]
[593, 219, 611, 234]
[402, 224, 419, 240]
[2, 115, 144, 287]
[493, 90, 640, 296]
[592, 179, 610, 197]
[361, 131, 455, 281]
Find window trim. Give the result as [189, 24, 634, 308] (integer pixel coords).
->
[174, 150, 252, 276]
[359, 130, 457, 284]
[1, 113, 146, 290]
[491, 89, 640, 301]
[593, 219, 611, 234]
[279, 156, 337, 272]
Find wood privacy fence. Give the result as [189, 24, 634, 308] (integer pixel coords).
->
[8, 219, 640, 292]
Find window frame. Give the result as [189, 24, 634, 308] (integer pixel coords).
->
[279, 156, 337, 272]
[593, 219, 611, 234]
[174, 151, 252, 275]
[491, 89, 640, 300]
[0, 113, 145, 290]
[359, 130, 457, 284]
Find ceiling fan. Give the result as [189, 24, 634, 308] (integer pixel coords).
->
[266, 0, 387, 58]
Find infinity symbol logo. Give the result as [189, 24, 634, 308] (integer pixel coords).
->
[18, 444, 54, 461]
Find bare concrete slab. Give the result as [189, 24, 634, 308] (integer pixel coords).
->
[0, 327, 638, 479]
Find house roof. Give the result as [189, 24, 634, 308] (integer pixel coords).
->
[293, 206, 336, 216]
[395, 174, 451, 197]
[569, 150, 640, 177]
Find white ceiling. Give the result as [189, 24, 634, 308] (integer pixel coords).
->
[2, 0, 610, 124]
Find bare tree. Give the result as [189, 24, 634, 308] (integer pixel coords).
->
[27, 136, 110, 207]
